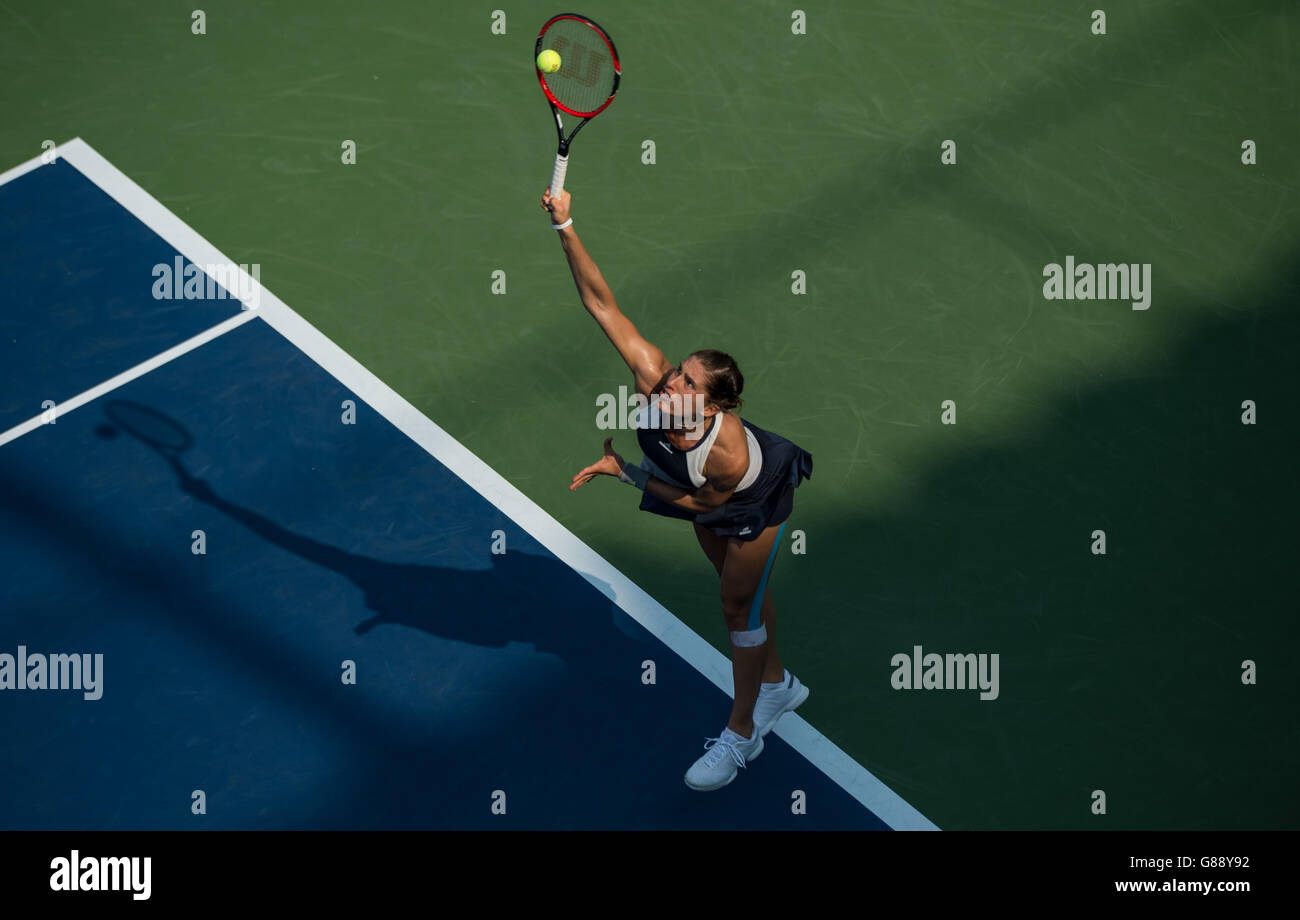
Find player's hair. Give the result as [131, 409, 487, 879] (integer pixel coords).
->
[689, 349, 744, 412]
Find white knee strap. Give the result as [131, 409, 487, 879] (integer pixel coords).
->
[730, 625, 768, 647]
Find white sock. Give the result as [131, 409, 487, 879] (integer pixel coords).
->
[761, 669, 791, 692]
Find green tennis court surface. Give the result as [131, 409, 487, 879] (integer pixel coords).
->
[2, 0, 1296, 829]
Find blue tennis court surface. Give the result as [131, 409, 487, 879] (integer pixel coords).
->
[0, 159, 243, 433]
[0, 143, 921, 830]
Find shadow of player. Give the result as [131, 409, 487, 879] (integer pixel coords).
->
[98, 401, 656, 686]
[179, 465, 645, 679]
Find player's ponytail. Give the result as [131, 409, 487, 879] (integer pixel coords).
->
[690, 349, 744, 412]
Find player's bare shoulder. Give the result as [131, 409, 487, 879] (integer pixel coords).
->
[704, 413, 749, 490]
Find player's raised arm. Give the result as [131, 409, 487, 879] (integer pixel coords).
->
[542, 188, 672, 396]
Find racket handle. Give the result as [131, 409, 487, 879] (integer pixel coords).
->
[550, 153, 569, 200]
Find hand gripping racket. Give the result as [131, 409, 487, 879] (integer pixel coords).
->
[536, 13, 621, 200]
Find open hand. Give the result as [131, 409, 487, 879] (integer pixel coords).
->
[570, 437, 624, 491]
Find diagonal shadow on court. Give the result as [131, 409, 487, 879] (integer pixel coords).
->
[450, 0, 1293, 402]
[731, 252, 1298, 830]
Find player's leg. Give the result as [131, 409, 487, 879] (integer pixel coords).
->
[755, 586, 784, 684]
[693, 522, 727, 576]
[684, 521, 783, 790]
[718, 521, 787, 738]
[727, 520, 808, 739]
[699, 521, 783, 682]
[751, 567, 808, 736]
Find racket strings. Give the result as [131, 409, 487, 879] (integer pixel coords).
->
[540, 19, 616, 116]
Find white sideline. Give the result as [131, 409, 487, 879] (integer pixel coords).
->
[1, 140, 939, 830]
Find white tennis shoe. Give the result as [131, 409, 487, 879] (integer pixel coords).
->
[753, 672, 809, 737]
[684, 726, 763, 791]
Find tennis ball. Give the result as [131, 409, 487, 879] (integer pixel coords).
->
[537, 49, 561, 74]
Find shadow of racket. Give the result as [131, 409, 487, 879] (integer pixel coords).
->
[103, 400, 196, 482]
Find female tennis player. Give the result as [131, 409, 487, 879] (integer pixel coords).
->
[542, 186, 813, 791]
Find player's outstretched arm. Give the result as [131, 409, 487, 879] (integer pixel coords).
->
[568, 436, 742, 514]
[542, 188, 672, 396]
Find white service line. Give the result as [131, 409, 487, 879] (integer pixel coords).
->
[5, 139, 939, 830]
[0, 310, 257, 448]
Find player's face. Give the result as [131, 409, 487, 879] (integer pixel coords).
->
[659, 356, 714, 425]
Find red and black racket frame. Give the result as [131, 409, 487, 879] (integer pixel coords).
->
[536, 13, 620, 199]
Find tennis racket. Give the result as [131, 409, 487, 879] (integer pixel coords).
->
[536, 13, 621, 201]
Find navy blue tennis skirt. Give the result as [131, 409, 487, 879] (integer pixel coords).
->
[638, 418, 813, 542]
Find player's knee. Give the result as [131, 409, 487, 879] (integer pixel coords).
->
[720, 591, 749, 624]
[723, 611, 749, 634]
[721, 591, 758, 633]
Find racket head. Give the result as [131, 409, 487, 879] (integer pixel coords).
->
[536, 13, 620, 121]
[104, 400, 193, 456]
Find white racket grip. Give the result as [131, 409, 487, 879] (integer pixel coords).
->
[550, 153, 569, 200]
